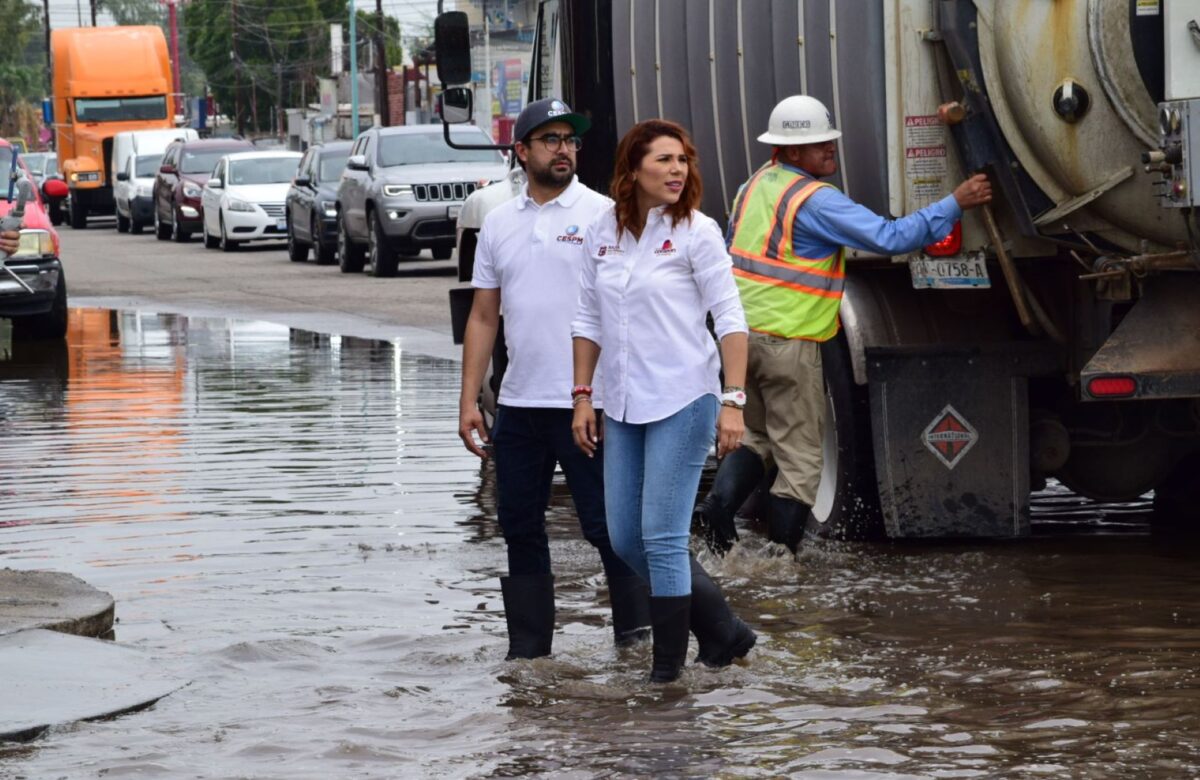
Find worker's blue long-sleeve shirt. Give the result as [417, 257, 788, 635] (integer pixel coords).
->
[779, 162, 962, 258]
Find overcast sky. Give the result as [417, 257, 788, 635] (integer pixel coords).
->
[41, 0, 443, 43]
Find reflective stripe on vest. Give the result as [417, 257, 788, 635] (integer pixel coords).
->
[728, 164, 845, 341]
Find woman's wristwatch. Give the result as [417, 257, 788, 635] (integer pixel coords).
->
[721, 386, 746, 409]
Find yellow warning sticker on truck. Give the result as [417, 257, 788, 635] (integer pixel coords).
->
[1136, 0, 1159, 16]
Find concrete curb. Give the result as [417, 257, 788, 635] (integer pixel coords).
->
[0, 568, 115, 638]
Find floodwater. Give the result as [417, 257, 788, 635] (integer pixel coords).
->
[1, 308, 1199, 779]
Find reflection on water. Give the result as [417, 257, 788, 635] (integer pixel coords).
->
[1, 309, 1198, 779]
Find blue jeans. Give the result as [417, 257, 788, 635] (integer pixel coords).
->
[491, 405, 634, 580]
[603, 395, 719, 597]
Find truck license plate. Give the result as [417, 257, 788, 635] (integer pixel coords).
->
[909, 253, 991, 289]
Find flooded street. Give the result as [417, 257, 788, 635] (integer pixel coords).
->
[3, 308, 1200, 779]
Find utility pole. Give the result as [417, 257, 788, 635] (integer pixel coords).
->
[374, 0, 388, 126]
[89, 0, 96, 26]
[350, 1, 359, 138]
[166, 0, 182, 118]
[41, 0, 51, 94]
[231, 0, 243, 136]
[276, 61, 285, 141]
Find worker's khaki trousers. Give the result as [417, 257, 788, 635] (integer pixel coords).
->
[741, 332, 826, 506]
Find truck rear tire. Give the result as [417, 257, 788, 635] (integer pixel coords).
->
[1151, 453, 1200, 534]
[805, 332, 886, 541]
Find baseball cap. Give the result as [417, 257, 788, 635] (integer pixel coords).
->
[512, 98, 591, 145]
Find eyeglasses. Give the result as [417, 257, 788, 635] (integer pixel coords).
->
[529, 134, 583, 152]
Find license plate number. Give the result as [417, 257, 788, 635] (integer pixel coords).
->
[276, 218, 287, 231]
[909, 253, 991, 289]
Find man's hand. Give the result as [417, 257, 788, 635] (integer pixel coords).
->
[0, 229, 20, 256]
[459, 404, 491, 458]
[952, 173, 992, 210]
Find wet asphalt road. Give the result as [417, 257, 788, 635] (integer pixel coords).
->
[1, 224, 1199, 778]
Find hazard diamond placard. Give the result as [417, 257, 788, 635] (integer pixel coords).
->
[922, 404, 979, 469]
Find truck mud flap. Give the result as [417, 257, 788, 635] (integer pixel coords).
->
[866, 344, 1056, 539]
[1081, 275, 1200, 400]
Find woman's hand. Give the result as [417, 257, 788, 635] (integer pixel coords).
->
[716, 405, 744, 458]
[572, 400, 601, 457]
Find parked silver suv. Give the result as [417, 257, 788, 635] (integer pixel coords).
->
[336, 125, 508, 277]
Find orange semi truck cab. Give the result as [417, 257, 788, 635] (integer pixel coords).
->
[50, 26, 174, 229]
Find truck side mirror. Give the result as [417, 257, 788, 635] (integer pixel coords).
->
[116, 171, 129, 182]
[440, 88, 473, 124]
[206, 178, 223, 189]
[159, 163, 176, 174]
[434, 12, 472, 85]
[294, 175, 312, 188]
[345, 155, 369, 171]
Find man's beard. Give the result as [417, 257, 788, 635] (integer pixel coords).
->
[529, 158, 575, 188]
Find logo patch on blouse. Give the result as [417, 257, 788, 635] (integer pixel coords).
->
[598, 245, 622, 257]
[654, 239, 676, 255]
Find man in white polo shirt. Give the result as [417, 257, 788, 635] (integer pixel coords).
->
[458, 99, 651, 660]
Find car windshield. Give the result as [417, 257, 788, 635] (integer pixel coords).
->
[75, 96, 168, 122]
[376, 131, 503, 167]
[135, 155, 160, 177]
[24, 153, 47, 174]
[181, 150, 233, 174]
[318, 153, 349, 182]
[229, 157, 300, 185]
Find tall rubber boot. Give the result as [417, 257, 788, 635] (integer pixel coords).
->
[607, 575, 652, 647]
[767, 494, 810, 553]
[689, 558, 757, 667]
[693, 447, 766, 556]
[500, 574, 555, 660]
[648, 595, 691, 683]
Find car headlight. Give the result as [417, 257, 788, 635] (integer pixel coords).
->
[9, 229, 55, 258]
[183, 182, 202, 198]
[227, 198, 256, 212]
[69, 171, 100, 183]
[320, 200, 337, 218]
[383, 184, 412, 198]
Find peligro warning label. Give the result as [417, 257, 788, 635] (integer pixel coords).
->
[904, 115, 947, 206]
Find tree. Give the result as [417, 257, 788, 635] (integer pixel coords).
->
[100, 0, 164, 26]
[0, 0, 46, 139]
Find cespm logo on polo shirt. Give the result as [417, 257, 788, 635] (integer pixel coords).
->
[653, 239, 676, 255]
[556, 224, 583, 244]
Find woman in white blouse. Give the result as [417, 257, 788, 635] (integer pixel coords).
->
[571, 119, 757, 683]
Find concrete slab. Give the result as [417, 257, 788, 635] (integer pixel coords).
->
[0, 568, 115, 638]
[0, 629, 185, 742]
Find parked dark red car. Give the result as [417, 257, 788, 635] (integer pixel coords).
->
[152, 138, 252, 242]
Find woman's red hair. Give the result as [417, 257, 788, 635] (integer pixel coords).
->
[609, 119, 703, 240]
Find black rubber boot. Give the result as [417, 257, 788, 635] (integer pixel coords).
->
[648, 595, 691, 683]
[500, 574, 555, 660]
[767, 494, 810, 553]
[693, 447, 766, 556]
[608, 575, 652, 647]
[689, 558, 757, 667]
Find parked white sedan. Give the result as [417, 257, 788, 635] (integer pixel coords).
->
[201, 151, 303, 251]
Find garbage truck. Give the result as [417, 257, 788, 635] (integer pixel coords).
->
[437, 0, 1200, 540]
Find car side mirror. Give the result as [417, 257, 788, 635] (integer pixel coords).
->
[116, 171, 129, 182]
[43, 178, 68, 199]
[207, 178, 223, 189]
[294, 175, 312, 188]
[440, 87, 473, 124]
[346, 155, 369, 171]
[159, 164, 176, 174]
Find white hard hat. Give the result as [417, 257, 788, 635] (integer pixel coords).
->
[757, 95, 842, 146]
